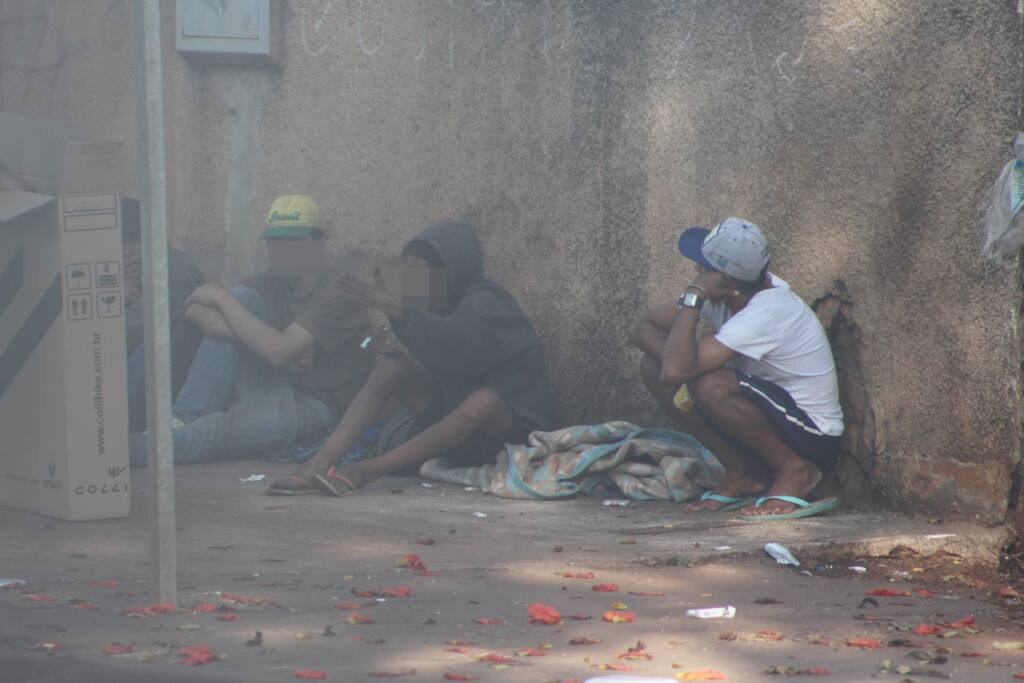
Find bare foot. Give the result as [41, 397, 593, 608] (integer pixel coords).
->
[295, 452, 335, 483]
[738, 461, 822, 517]
[683, 471, 769, 512]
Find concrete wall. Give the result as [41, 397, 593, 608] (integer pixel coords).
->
[2, 0, 1022, 521]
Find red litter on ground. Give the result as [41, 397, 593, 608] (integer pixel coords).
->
[912, 624, 942, 636]
[102, 643, 136, 655]
[124, 603, 176, 617]
[347, 613, 374, 624]
[846, 637, 882, 649]
[398, 554, 427, 572]
[334, 602, 360, 610]
[179, 645, 215, 665]
[603, 610, 637, 623]
[528, 603, 562, 625]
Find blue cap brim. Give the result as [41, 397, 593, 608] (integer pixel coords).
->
[678, 227, 715, 269]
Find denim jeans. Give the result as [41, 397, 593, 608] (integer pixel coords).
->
[126, 317, 196, 433]
[129, 286, 337, 466]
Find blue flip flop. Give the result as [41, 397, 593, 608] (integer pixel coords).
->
[695, 490, 766, 512]
[739, 495, 839, 521]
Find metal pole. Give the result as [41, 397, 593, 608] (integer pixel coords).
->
[133, 0, 177, 605]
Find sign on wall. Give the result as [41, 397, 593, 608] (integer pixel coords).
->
[175, 0, 280, 64]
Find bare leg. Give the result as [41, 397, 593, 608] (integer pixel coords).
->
[325, 388, 514, 490]
[269, 355, 435, 491]
[689, 368, 821, 516]
[640, 355, 769, 510]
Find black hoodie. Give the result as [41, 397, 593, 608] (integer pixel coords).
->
[392, 222, 551, 432]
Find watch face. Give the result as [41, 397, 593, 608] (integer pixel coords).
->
[675, 290, 700, 307]
[678, 292, 703, 308]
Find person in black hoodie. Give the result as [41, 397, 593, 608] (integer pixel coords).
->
[268, 221, 550, 495]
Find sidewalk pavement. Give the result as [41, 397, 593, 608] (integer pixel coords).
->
[0, 462, 1018, 682]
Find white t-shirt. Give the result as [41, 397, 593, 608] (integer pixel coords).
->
[701, 274, 844, 436]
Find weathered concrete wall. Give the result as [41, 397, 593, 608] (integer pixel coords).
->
[2, 0, 1022, 521]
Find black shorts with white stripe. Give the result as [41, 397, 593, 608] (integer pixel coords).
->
[733, 370, 841, 475]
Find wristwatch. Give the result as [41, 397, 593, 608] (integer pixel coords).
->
[677, 291, 705, 309]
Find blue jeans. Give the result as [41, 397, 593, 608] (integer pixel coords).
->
[126, 318, 197, 433]
[129, 286, 337, 466]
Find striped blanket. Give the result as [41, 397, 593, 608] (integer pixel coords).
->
[419, 421, 723, 502]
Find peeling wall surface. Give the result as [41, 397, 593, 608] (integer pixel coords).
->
[2, 0, 1022, 521]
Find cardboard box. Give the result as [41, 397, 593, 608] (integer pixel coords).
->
[0, 111, 129, 521]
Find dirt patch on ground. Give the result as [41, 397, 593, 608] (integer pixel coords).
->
[804, 540, 1024, 620]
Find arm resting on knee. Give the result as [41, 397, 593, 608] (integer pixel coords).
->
[186, 302, 236, 340]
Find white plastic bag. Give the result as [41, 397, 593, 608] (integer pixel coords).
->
[981, 132, 1024, 261]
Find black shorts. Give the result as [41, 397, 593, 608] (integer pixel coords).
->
[733, 370, 841, 474]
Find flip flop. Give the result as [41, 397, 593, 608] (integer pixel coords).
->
[695, 490, 768, 512]
[739, 495, 839, 521]
[312, 467, 360, 498]
[266, 475, 319, 496]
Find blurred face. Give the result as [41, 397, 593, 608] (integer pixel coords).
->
[266, 234, 324, 276]
[402, 254, 448, 313]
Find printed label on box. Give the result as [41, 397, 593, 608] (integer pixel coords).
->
[96, 292, 122, 318]
[63, 212, 118, 233]
[62, 195, 117, 214]
[94, 261, 120, 289]
[67, 293, 92, 320]
[65, 263, 91, 291]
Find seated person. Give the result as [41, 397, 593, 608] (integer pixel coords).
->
[121, 197, 206, 433]
[630, 218, 844, 519]
[129, 195, 372, 465]
[268, 221, 551, 495]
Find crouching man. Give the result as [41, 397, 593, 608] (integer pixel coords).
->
[268, 221, 551, 495]
[630, 218, 844, 519]
[129, 195, 372, 466]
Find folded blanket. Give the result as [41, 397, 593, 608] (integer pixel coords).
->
[419, 421, 723, 502]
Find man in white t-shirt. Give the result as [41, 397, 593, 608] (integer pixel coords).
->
[630, 218, 844, 520]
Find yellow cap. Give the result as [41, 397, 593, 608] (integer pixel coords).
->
[261, 195, 320, 238]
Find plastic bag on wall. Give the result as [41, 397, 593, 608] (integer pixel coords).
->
[981, 132, 1024, 261]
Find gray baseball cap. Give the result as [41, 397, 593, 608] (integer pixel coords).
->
[677, 217, 770, 282]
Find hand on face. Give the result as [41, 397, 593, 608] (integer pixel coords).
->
[690, 268, 735, 302]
